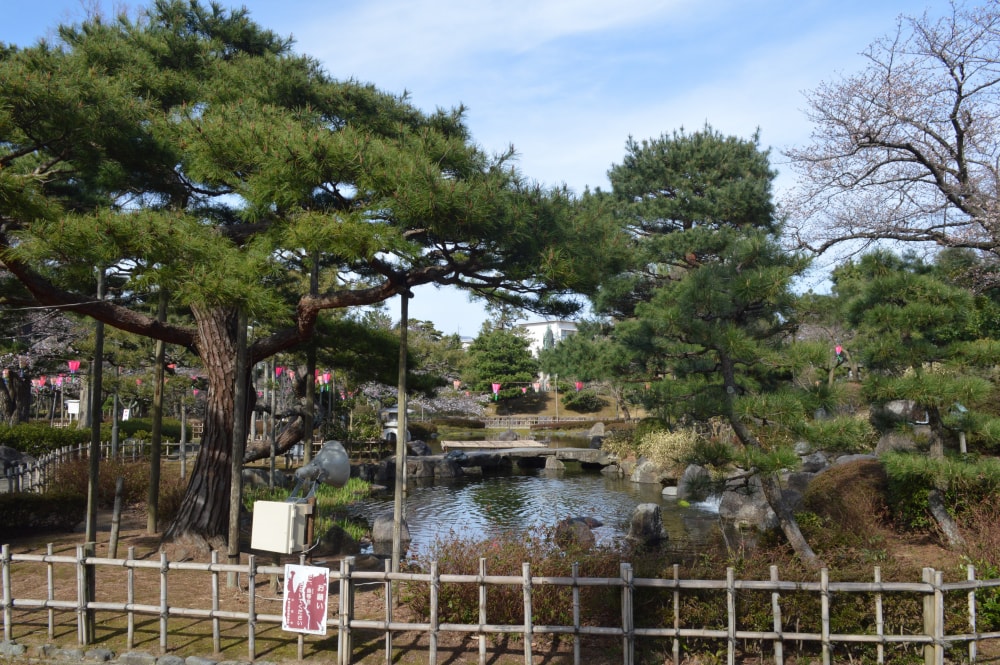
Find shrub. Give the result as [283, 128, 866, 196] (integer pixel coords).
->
[50, 458, 154, 507]
[408, 420, 437, 441]
[803, 458, 890, 534]
[0, 491, 85, 535]
[99, 417, 185, 442]
[637, 428, 699, 473]
[560, 389, 607, 413]
[801, 414, 878, 454]
[0, 423, 91, 457]
[402, 527, 624, 629]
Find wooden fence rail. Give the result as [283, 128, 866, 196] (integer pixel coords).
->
[3, 544, 999, 665]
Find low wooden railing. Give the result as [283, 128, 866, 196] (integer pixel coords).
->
[2, 544, 999, 665]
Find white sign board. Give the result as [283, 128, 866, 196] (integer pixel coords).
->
[282, 564, 329, 635]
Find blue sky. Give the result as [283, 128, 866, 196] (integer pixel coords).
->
[2, 0, 955, 336]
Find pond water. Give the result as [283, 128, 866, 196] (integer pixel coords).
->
[347, 464, 723, 557]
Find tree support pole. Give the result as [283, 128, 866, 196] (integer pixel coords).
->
[148, 290, 168, 535]
[391, 290, 411, 574]
[228, 308, 249, 588]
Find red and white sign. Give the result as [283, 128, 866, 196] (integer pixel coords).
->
[282, 564, 329, 635]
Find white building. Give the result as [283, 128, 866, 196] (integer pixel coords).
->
[517, 320, 578, 357]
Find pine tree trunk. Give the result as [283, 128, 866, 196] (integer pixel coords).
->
[720, 354, 821, 568]
[162, 305, 239, 554]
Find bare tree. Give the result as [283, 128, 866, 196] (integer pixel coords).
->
[785, 1, 1000, 269]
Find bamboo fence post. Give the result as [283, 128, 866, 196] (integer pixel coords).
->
[874, 567, 884, 665]
[347, 557, 356, 659]
[47, 543, 54, 639]
[479, 558, 488, 665]
[673, 563, 680, 665]
[726, 567, 736, 665]
[83, 541, 96, 645]
[211, 551, 220, 653]
[2, 544, 10, 643]
[247, 554, 256, 661]
[75, 544, 86, 645]
[338, 557, 354, 665]
[338, 558, 345, 665]
[621, 562, 634, 665]
[127, 547, 135, 650]
[385, 558, 393, 665]
[159, 550, 168, 654]
[298, 554, 306, 661]
[429, 561, 440, 663]
[933, 570, 945, 665]
[770, 565, 783, 665]
[968, 564, 977, 665]
[523, 562, 533, 665]
[922, 568, 946, 665]
[821, 568, 830, 665]
[571, 561, 581, 665]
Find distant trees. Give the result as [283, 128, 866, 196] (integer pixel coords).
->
[538, 320, 643, 420]
[786, 1, 1000, 275]
[462, 326, 538, 402]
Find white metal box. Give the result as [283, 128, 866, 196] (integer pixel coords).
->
[250, 500, 311, 554]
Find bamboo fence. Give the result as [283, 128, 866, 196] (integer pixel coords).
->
[2, 442, 152, 494]
[4, 544, 1000, 665]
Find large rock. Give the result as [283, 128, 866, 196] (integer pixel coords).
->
[875, 431, 918, 455]
[800, 451, 829, 473]
[408, 440, 433, 456]
[676, 464, 711, 501]
[434, 458, 463, 478]
[315, 524, 361, 556]
[833, 453, 878, 467]
[784, 471, 815, 496]
[242, 467, 292, 489]
[544, 456, 565, 471]
[555, 517, 597, 550]
[372, 512, 409, 545]
[626, 503, 666, 545]
[629, 457, 671, 485]
[718, 475, 778, 531]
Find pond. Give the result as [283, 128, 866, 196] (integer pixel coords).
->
[347, 463, 723, 557]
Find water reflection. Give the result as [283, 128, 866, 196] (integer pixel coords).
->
[348, 466, 722, 555]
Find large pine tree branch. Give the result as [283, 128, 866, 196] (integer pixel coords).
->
[0, 248, 197, 350]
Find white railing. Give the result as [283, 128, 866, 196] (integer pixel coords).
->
[484, 415, 595, 429]
[2, 545, 999, 665]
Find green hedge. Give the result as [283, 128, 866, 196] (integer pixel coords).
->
[0, 424, 91, 457]
[0, 419, 187, 458]
[0, 491, 85, 536]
